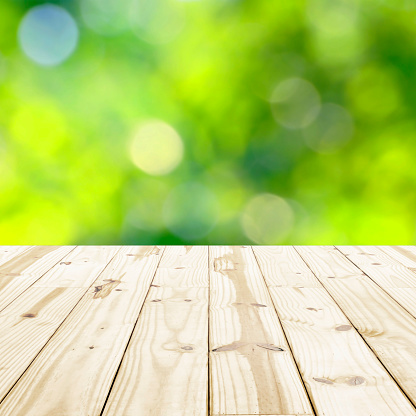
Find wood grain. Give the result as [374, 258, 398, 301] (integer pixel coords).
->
[0, 246, 31, 265]
[336, 245, 416, 319]
[248, 246, 320, 288]
[103, 246, 209, 416]
[1, 245, 416, 416]
[377, 246, 416, 268]
[0, 246, 75, 311]
[209, 246, 312, 416]
[336, 245, 416, 287]
[0, 286, 86, 403]
[254, 246, 416, 416]
[32, 246, 119, 288]
[0, 246, 162, 416]
[154, 245, 208, 287]
[0, 245, 120, 407]
[295, 245, 416, 411]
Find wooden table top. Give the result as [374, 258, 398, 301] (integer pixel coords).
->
[0, 246, 415, 415]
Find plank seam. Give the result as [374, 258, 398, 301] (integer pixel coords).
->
[0, 246, 78, 313]
[99, 246, 166, 416]
[334, 246, 416, 323]
[0, 246, 121, 407]
[251, 246, 317, 416]
[295, 245, 416, 411]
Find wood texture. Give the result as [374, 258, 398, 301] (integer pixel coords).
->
[0, 246, 74, 310]
[103, 246, 209, 416]
[209, 246, 312, 416]
[296, 245, 416, 410]
[336, 245, 416, 287]
[254, 246, 416, 416]
[336, 245, 416, 320]
[0, 246, 31, 265]
[0, 246, 119, 406]
[0, 246, 162, 416]
[1, 246, 416, 416]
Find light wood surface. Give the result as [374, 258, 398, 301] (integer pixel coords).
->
[254, 246, 416, 415]
[103, 246, 208, 416]
[0, 246, 75, 310]
[296, 245, 416, 409]
[0, 245, 415, 416]
[0, 246, 162, 416]
[209, 246, 312, 415]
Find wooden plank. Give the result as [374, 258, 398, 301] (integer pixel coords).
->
[377, 246, 416, 269]
[0, 246, 32, 265]
[0, 287, 86, 403]
[336, 245, 416, 319]
[248, 246, 321, 288]
[0, 246, 75, 311]
[32, 246, 120, 288]
[295, 245, 416, 412]
[0, 245, 120, 405]
[154, 245, 208, 287]
[209, 246, 312, 416]
[336, 245, 416, 287]
[0, 246, 163, 416]
[103, 246, 208, 416]
[254, 246, 416, 416]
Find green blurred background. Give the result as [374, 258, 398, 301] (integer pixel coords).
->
[0, 0, 415, 244]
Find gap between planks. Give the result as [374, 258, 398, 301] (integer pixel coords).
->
[294, 246, 416, 413]
[253, 246, 416, 416]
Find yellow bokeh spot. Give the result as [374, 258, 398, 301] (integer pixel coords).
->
[129, 120, 184, 176]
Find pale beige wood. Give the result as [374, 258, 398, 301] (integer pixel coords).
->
[0, 246, 120, 405]
[209, 246, 312, 416]
[0, 246, 163, 416]
[0, 246, 32, 264]
[0, 246, 75, 311]
[337, 246, 416, 287]
[154, 245, 208, 287]
[377, 246, 416, 268]
[103, 246, 208, 416]
[295, 245, 416, 411]
[386, 287, 416, 318]
[0, 286, 86, 402]
[254, 246, 416, 416]
[336, 246, 416, 319]
[32, 246, 119, 287]
[249, 246, 321, 287]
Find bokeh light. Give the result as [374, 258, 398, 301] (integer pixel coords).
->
[129, 0, 186, 44]
[163, 182, 218, 240]
[241, 194, 294, 244]
[80, 0, 131, 36]
[18, 4, 78, 66]
[129, 120, 184, 176]
[346, 65, 401, 120]
[0, 0, 415, 244]
[306, 0, 363, 67]
[270, 78, 321, 129]
[303, 104, 354, 154]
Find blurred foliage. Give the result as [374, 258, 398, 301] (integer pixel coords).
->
[0, 0, 416, 244]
